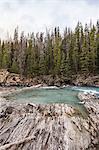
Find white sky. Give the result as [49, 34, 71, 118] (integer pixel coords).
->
[0, 0, 99, 39]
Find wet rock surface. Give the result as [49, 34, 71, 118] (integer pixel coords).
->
[0, 93, 99, 150]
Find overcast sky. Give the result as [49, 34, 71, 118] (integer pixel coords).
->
[0, 0, 99, 39]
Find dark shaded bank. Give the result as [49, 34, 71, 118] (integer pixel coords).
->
[0, 91, 99, 150]
[0, 69, 99, 87]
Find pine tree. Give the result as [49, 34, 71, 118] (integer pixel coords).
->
[1, 41, 9, 69]
[96, 20, 99, 72]
[53, 27, 61, 75]
[80, 25, 89, 73]
[89, 25, 96, 73]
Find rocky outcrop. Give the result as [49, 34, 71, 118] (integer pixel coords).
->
[73, 75, 99, 87]
[0, 94, 99, 150]
[0, 69, 72, 87]
[0, 69, 9, 84]
[78, 92, 99, 149]
[0, 69, 23, 86]
[0, 69, 99, 87]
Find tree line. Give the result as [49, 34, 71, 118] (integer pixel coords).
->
[0, 21, 99, 78]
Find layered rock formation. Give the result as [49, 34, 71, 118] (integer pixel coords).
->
[72, 75, 99, 87]
[0, 69, 9, 84]
[0, 91, 99, 150]
[0, 69, 71, 87]
[0, 69, 99, 87]
[78, 92, 99, 141]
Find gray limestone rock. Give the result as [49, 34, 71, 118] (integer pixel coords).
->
[0, 95, 99, 150]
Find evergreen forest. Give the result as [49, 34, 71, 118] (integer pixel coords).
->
[0, 21, 99, 78]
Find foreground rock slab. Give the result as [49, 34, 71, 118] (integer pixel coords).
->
[0, 95, 99, 150]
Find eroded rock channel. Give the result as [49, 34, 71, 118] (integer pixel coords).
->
[0, 90, 99, 150]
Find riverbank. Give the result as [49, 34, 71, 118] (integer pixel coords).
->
[0, 88, 99, 149]
[78, 92, 99, 149]
[78, 92, 99, 131]
[0, 69, 99, 87]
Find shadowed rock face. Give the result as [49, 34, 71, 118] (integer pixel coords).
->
[0, 96, 99, 150]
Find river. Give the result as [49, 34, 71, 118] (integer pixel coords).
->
[5, 86, 99, 117]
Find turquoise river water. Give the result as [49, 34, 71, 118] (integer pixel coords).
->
[6, 86, 99, 117]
